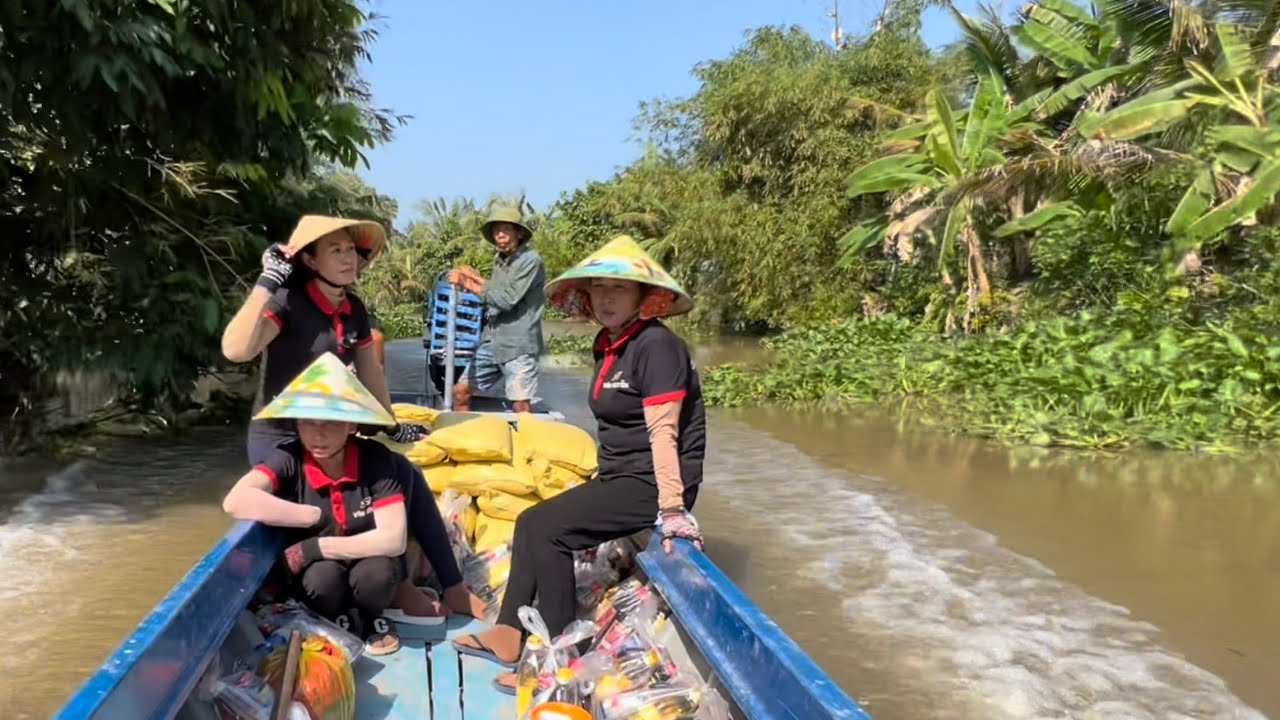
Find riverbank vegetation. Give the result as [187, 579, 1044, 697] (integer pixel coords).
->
[9, 0, 1280, 454]
[0, 1, 403, 453]
[538, 0, 1280, 451]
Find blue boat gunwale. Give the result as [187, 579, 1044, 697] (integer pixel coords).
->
[639, 538, 872, 720]
[55, 520, 284, 720]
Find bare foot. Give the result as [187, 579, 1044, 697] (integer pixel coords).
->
[454, 625, 521, 664]
[495, 671, 517, 691]
[393, 580, 447, 617]
[443, 583, 489, 618]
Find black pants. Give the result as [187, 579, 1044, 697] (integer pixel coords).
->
[300, 556, 404, 626]
[496, 475, 699, 639]
[246, 423, 464, 591]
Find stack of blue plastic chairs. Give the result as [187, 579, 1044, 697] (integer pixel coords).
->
[424, 270, 484, 367]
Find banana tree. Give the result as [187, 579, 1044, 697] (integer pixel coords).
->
[842, 72, 1052, 330]
[1079, 22, 1280, 256]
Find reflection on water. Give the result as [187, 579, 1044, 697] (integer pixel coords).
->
[0, 338, 1274, 719]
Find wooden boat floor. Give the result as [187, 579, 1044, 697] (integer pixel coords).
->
[356, 615, 513, 720]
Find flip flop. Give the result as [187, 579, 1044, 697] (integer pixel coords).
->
[451, 633, 517, 669]
[364, 616, 402, 656]
[492, 673, 517, 696]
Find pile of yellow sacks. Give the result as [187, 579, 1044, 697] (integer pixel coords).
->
[379, 403, 599, 560]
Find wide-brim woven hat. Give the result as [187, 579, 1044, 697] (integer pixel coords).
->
[254, 352, 396, 426]
[481, 206, 534, 245]
[284, 215, 388, 264]
[544, 235, 693, 320]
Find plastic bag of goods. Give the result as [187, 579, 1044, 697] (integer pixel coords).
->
[596, 679, 703, 720]
[473, 511, 516, 553]
[426, 414, 513, 462]
[254, 601, 364, 663]
[477, 489, 539, 521]
[515, 606, 599, 719]
[516, 413, 598, 476]
[391, 402, 441, 427]
[207, 668, 276, 720]
[449, 461, 537, 496]
[459, 543, 511, 623]
[259, 634, 356, 720]
[574, 544, 621, 615]
[588, 647, 681, 708]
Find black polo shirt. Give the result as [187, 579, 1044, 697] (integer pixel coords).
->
[587, 320, 706, 488]
[254, 437, 406, 540]
[253, 281, 374, 414]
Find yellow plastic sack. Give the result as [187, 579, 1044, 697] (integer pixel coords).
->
[474, 513, 516, 553]
[530, 458, 588, 500]
[449, 461, 537, 496]
[367, 434, 449, 466]
[463, 499, 478, 542]
[405, 441, 448, 467]
[393, 402, 441, 427]
[517, 413, 597, 476]
[427, 415, 513, 463]
[477, 490, 539, 521]
[422, 462, 457, 494]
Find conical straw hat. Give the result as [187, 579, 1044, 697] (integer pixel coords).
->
[544, 235, 693, 319]
[284, 215, 387, 263]
[254, 352, 395, 426]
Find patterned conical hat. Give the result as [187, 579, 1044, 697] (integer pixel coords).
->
[544, 236, 693, 319]
[254, 352, 395, 426]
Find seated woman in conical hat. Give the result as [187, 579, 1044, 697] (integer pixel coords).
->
[221, 353, 429, 656]
[452, 236, 706, 676]
[221, 215, 485, 619]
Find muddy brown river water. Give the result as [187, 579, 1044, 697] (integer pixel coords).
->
[0, 337, 1275, 718]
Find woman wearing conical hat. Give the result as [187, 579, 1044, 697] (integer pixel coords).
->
[221, 216, 484, 619]
[452, 236, 706, 675]
[222, 353, 420, 655]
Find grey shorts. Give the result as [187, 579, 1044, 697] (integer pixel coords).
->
[463, 340, 539, 401]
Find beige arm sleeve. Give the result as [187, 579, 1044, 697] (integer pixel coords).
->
[644, 399, 686, 511]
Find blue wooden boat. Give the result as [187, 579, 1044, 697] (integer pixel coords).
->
[55, 285, 871, 719]
[54, 511, 870, 720]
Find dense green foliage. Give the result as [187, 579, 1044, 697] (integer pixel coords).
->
[11, 0, 1280, 454]
[534, 2, 1280, 449]
[1, 0, 402, 452]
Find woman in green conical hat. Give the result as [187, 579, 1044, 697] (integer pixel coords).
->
[221, 353, 484, 655]
[452, 236, 707, 680]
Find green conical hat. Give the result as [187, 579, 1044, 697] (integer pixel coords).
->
[481, 206, 534, 244]
[254, 352, 395, 426]
[544, 235, 693, 319]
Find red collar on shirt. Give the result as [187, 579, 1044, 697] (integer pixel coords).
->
[303, 441, 360, 490]
[592, 320, 649, 399]
[593, 318, 648, 353]
[306, 280, 353, 317]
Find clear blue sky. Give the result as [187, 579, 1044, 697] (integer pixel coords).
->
[357, 0, 975, 228]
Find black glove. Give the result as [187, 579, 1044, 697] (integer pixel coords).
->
[255, 243, 294, 293]
[384, 422, 428, 444]
[282, 538, 323, 575]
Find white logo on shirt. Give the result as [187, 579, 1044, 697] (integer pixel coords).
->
[602, 370, 630, 390]
[351, 495, 374, 520]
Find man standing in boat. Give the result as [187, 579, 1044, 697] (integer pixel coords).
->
[446, 205, 546, 413]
